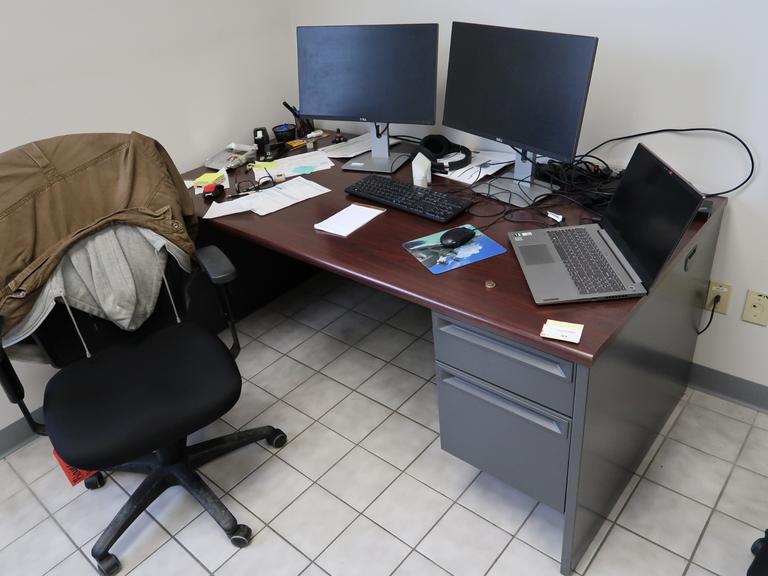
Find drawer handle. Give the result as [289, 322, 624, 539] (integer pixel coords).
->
[685, 245, 698, 272]
[445, 376, 569, 437]
[441, 324, 567, 379]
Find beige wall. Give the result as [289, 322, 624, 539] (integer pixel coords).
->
[286, 0, 768, 385]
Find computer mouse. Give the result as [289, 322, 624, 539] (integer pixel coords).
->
[440, 227, 476, 249]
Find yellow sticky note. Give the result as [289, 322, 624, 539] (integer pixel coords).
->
[192, 172, 224, 186]
[540, 319, 584, 344]
[252, 161, 278, 169]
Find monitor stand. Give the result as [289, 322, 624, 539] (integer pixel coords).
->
[342, 123, 409, 173]
[474, 149, 548, 207]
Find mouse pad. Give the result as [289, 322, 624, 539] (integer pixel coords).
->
[403, 224, 507, 274]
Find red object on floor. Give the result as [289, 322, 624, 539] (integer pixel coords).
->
[53, 448, 97, 486]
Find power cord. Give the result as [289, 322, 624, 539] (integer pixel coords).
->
[697, 294, 721, 335]
[578, 127, 754, 197]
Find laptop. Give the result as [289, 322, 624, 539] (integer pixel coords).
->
[510, 144, 703, 304]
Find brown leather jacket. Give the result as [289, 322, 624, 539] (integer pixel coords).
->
[0, 132, 197, 335]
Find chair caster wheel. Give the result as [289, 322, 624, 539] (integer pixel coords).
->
[268, 429, 287, 448]
[752, 537, 766, 556]
[85, 472, 107, 490]
[229, 524, 252, 547]
[96, 553, 121, 575]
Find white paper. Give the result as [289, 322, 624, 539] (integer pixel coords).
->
[202, 192, 261, 219]
[314, 204, 386, 237]
[184, 180, 195, 189]
[193, 170, 231, 194]
[250, 177, 331, 216]
[442, 150, 516, 185]
[321, 134, 397, 159]
[278, 151, 334, 176]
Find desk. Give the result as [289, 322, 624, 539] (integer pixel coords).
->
[188, 148, 725, 574]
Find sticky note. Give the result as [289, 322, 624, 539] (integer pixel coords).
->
[192, 172, 225, 186]
[540, 319, 584, 344]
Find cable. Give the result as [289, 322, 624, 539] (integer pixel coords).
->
[578, 127, 754, 197]
[696, 294, 721, 335]
[375, 123, 390, 139]
[388, 153, 411, 173]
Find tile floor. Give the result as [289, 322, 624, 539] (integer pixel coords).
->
[1, 273, 767, 576]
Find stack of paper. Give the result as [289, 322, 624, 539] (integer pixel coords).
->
[192, 171, 226, 187]
[186, 171, 230, 193]
[442, 150, 516, 185]
[322, 134, 398, 158]
[314, 204, 386, 237]
[252, 150, 334, 181]
[202, 177, 331, 220]
[251, 177, 331, 216]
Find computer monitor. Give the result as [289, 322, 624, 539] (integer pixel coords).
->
[443, 22, 598, 193]
[297, 23, 438, 173]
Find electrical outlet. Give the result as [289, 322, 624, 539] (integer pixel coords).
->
[742, 290, 768, 326]
[706, 281, 732, 314]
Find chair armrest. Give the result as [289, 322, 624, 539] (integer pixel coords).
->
[196, 246, 237, 285]
[195, 246, 241, 358]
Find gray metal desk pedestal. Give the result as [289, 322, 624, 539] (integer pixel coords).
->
[433, 207, 723, 575]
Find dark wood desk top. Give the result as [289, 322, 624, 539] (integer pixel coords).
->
[186, 145, 726, 366]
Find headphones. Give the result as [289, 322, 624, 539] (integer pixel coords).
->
[418, 134, 472, 174]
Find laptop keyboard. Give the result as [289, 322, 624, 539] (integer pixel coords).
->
[547, 228, 626, 294]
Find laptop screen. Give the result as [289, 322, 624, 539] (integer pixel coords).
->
[601, 144, 703, 288]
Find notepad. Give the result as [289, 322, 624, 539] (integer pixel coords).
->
[314, 204, 386, 237]
[192, 171, 225, 187]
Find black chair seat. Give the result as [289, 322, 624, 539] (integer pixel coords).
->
[44, 322, 241, 470]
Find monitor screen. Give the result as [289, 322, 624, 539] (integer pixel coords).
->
[602, 144, 703, 288]
[443, 22, 598, 161]
[297, 24, 438, 125]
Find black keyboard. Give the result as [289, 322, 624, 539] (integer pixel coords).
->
[547, 228, 626, 295]
[345, 175, 474, 224]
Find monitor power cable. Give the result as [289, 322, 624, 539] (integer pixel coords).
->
[697, 294, 721, 335]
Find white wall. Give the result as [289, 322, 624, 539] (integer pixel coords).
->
[0, 0, 295, 429]
[286, 0, 768, 386]
[0, 0, 294, 172]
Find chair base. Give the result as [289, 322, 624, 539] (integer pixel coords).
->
[90, 425, 287, 575]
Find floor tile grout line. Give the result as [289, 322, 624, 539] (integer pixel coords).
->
[1, 453, 60, 555]
[681, 408, 758, 575]
[480, 502, 544, 576]
[273, 401, 442, 573]
[578, 393, 690, 575]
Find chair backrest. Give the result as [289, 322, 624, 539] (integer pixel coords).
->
[30, 256, 191, 368]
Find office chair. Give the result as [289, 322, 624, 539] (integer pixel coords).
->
[0, 245, 286, 575]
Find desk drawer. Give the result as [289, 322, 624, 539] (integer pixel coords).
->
[433, 315, 574, 415]
[437, 364, 569, 511]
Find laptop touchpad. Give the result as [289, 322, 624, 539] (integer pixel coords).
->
[519, 244, 555, 265]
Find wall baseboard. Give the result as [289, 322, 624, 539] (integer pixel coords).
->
[689, 363, 768, 413]
[0, 407, 43, 458]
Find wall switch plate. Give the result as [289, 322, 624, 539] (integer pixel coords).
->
[742, 290, 768, 326]
[706, 281, 732, 314]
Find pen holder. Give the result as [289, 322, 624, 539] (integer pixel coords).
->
[273, 123, 296, 142]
